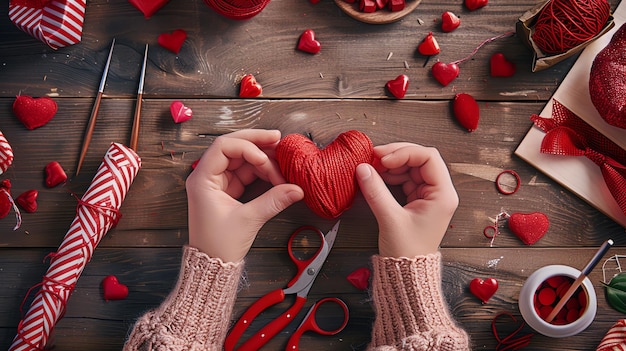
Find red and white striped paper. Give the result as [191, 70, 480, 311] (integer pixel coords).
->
[9, 143, 141, 351]
[597, 319, 626, 351]
[9, 0, 86, 49]
[0, 131, 14, 175]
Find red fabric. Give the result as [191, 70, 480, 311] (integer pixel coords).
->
[531, 100, 626, 215]
[597, 319, 626, 351]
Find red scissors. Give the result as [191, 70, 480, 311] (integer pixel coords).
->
[225, 221, 348, 351]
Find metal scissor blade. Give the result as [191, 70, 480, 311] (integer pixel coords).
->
[324, 220, 341, 250]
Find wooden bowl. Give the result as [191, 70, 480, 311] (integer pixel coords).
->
[334, 0, 421, 24]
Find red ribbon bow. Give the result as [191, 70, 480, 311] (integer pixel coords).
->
[531, 100, 626, 216]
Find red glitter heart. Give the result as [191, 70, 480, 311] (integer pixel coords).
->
[128, 0, 170, 18]
[297, 29, 321, 54]
[441, 11, 460, 32]
[276, 130, 374, 219]
[418, 32, 440, 56]
[490, 53, 516, 77]
[13, 95, 57, 130]
[508, 212, 549, 245]
[453, 93, 480, 132]
[470, 277, 498, 303]
[16, 190, 38, 213]
[386, 74, 409, 99]
[432, 62, 459, 87]
[101, 275, 129, 301]
[239, 74, 262, 98]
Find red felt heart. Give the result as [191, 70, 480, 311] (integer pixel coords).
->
[453, 93, 480, 132]
[128, 0, 171, 18]
[170, 100, 193, 123]
[44, 161, 67, 188]
[158, 29, 187, 54]
[465, 0, 487, 11]
[441, 11, 460, 33]
[418, 32, 440, 56]
[386, 74, 409, 99]
[470, 277, 498, 303]
[16, 189, 38, 213]
[101, 275, 129, 301]
[239, 74, 262, 98]
[0, 131, 14, 175]
[276, 130, 374, 219]
[347, 267, 371, 290]
[0, 180, 12, 219]
[13, 95, 57, 130]
[508, 212, 549, 245]
[297, 29, 321, 54]
[490, 53, 516, 77]
[432, 62, 459, 87]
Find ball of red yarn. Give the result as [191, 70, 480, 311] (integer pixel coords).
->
[203, 0, 271, 20]
[531, 0, 611, 54]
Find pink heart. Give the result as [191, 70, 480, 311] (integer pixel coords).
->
[158, 29, 187, 54]
[170, 101, 193, 123]
[386, 74, 409, 99]
[128, 0, 171, 18]
[102, 275, 129, 301]
[297, 29, 321, 54]
[432, 62, 459, 86]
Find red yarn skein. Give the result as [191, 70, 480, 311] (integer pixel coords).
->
[532, 0, 611, 54]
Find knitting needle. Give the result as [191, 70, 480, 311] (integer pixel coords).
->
[76, 38, 115, 175]
[129, 44, 148, 151]
[545, 239, 613, 323]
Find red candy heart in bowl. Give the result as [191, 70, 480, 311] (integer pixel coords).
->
[297, 29, 321, 54]
[490, 53, 516, 77]
[128, 0, 171, 18]
[432, 62, 459, 87]
[239, 74, 262, 98]
[276, 130, 374, 219]
[386, 74, 409, 99]
[101, 275, 129, 301]
[470, 277, 498, 303]
[170, 101, 193, 123]
[13, 95, 58, 130]
[158, 29, 187, 54]
[508, 212, 549, 245]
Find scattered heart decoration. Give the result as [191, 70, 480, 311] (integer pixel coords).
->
[170, 101, 193, 123]
[276, 130, 374, 219]
[418, 32, 440, 56]
[441, 11, 460, 33]
[490, 53, 516, 77]
[128, 0, 171, 18]
[508, 212, 549, 245]
[0, 131, 14, 175]
[16, 190, 38, 213]
[239, 74, 262, 98]
[347, 267, 371, 290]
[13, 95, 58, 130]
[453, 93, 480, 132]
[297, 29, 321, 54]
[432, 62, 460, 87]
[101, 275, 129, 301]
[158, 29, 187, 54]
[386, 74, 409, 99]
[470, 277, 498, 303]
[465, 0, 487, 11]
[45, 161, 67, 188]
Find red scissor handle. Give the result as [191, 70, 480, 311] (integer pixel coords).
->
[286, 226, 325, 287]
[285, 297, 349, 351]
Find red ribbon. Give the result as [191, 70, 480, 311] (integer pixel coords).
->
[10, 0, 51, 8]
[531, 100, 626, 216]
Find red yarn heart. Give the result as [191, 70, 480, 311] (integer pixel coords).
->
[453, 93, 480, 132]
[101, 275, 129, 301]
[13, 95, 58, 130]
[44, 161, 67, 188]
[441, 11, 460, 33]
[418, 32, 440, 56]
[16, 190, 38, 213]
[170, 100, 193, 123]
[508, 212, 549, 245]
[347, 267, 371, 290]
[386, 74, 409, 99]
[276, 130, 374, 219]
[0, 131, 14, 175]
[297, 29, 321, 54]
[158, 29, 187, 54]
[432, 62, 459, 87]
[128, 0, 171, 18]
[470, 277, 498, 303]
[490, 53, 516, 77]
[239, 74, 262, 98]
[465, 0, 487, 11]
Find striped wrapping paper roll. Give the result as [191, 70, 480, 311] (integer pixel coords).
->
[0, 131, 14, 174]
[9, 0, 86, 50]
[597, 319, 626, 351]
[9, 143, 141, 351]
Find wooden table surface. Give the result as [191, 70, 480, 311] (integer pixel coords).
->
[1, 0, 625, 350]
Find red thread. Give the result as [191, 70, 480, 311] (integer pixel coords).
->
[451, 32, 515, 65]
[496, 170, 521, 195]
[532, 0, 611, 54]
[492, 312, 535, 351]
[203, 0, 270, 20]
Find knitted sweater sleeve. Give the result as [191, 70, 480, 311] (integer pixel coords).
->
[367, 253, 470, 351]
[123, 246, 243, 351]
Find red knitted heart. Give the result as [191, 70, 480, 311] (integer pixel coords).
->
[0, 131, 14, 175]
[276, 130, 374, 219]
[453, 93, 480, 132]
[13, 95, 57, 130]
[508, 212, 549, 245]
[470, 277, 498, 303]
[101, 275, 129, 301]
[441, 11, 460, 33]
[465, 0, 487, 11]
[158, 29, 187, 54]
[16, 190, 38, 213]
[239, 74, 262, 98]
[432, 62, 459, 87]
[44, 161, 67, 188]
[386, 74, 409, 99]
[170, 101, 192, 123]
[128, 0, 170, 18]
[490, 53, 516, 77]
[418, 32, 440, 56]
[297, 29, 321, 54]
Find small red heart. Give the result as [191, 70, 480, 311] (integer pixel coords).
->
[239, 74, 262, 98]
[470, 277, 498, 303]
[359, 0, 376, 12]
[453, 93, 480, 132]
[297, 29, 321, 54]
[0, 180, 12, 219]
[432, 62, 459, 87]
[158, 29, 187, 54]
[347, 267, 371, 290]
[418, 32, 440, 56]
[0, 131, 14, 175]
[465, 0, 487, 11]
[102, 275, 129, 301]
[508, 212, 549, 245]
[13, 95, 58, 130]
[44, 161, 67, 188]
[128, 0, 171, 18]
[386, 74, 409, 99]
[170, 101, 193, 123]
[441, 11, 460, 33]
[16, 190, 38, 213]
[276, 130, 374, 219]
[490, 53, 516, 77]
